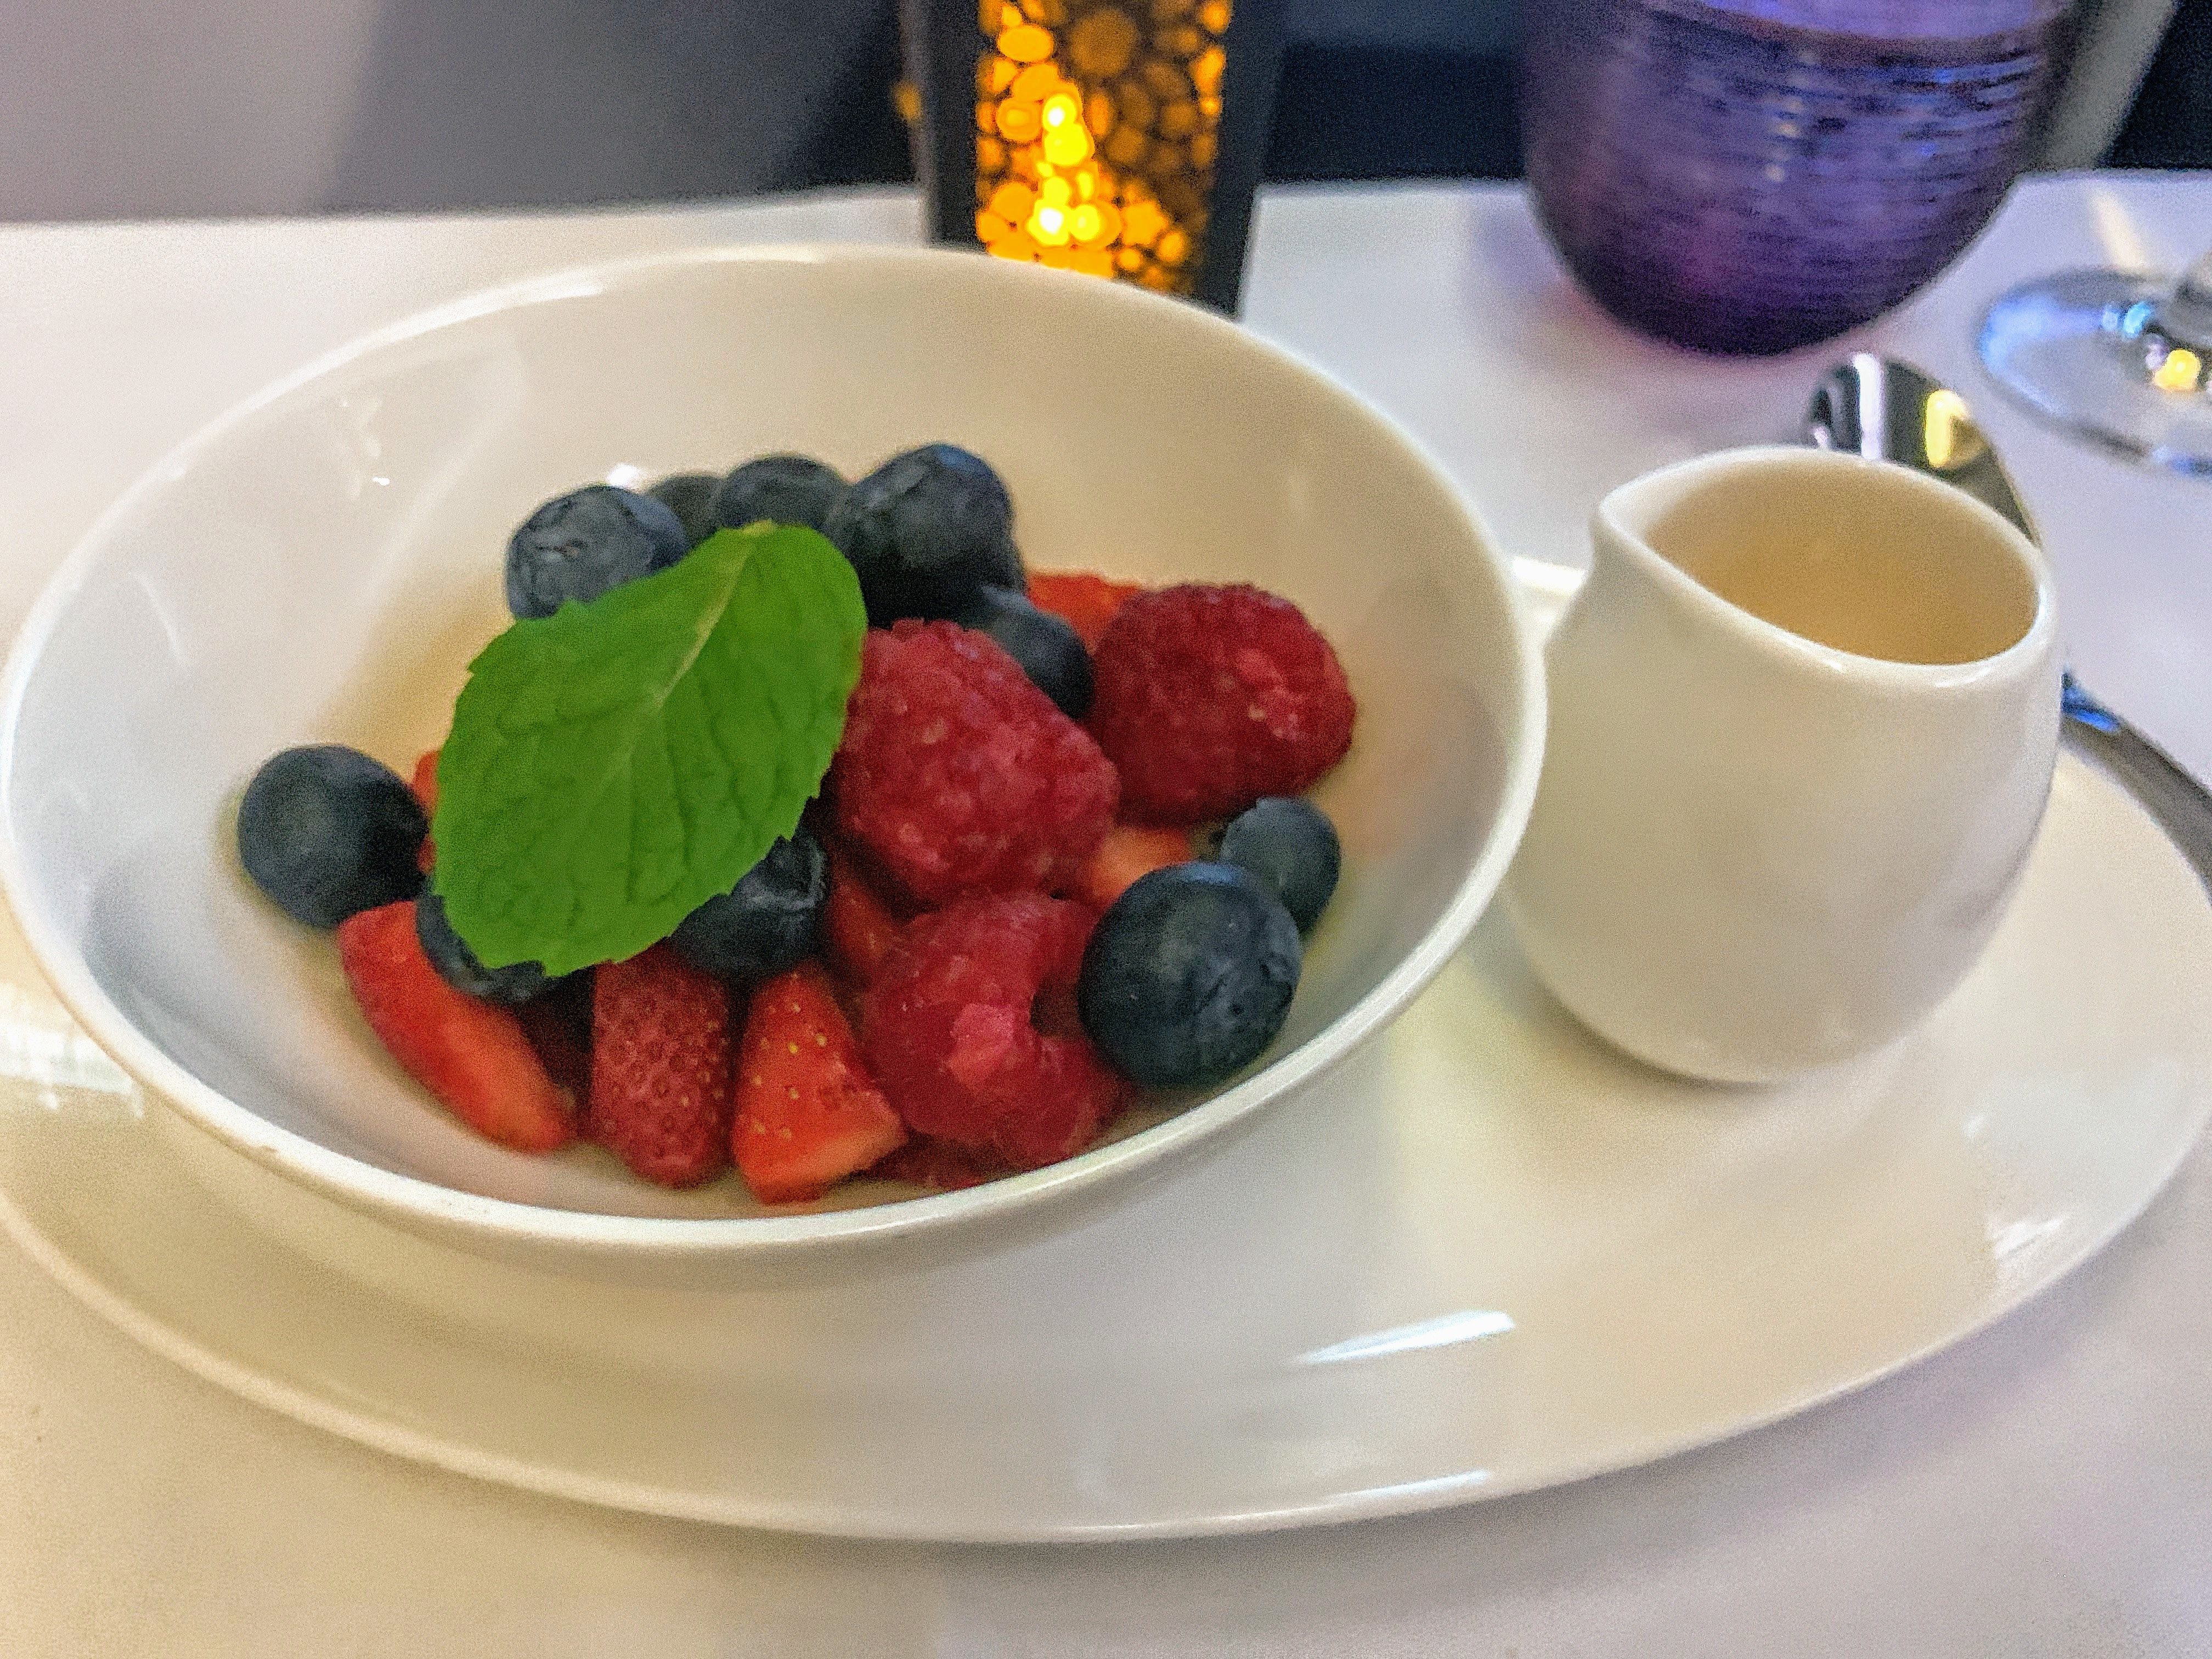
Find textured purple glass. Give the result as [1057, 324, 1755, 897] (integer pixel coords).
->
[1521, 0, 2076, 355]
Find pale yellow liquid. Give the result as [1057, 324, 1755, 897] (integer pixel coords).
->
[1645, 467, 2039, 666]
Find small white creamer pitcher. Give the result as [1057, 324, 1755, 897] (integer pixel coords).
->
[1503, 445, 2061, 1084]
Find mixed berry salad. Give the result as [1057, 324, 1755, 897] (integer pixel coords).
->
[235, 444, 1355, 1204]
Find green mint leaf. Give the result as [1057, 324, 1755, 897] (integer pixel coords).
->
[431, 525, 865, 975]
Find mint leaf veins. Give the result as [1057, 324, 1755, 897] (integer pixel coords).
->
[431, 524, 866, 976]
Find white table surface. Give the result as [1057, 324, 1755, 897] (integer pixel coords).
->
[3, 175, 2209, 1657]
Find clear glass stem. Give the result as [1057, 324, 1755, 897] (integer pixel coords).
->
[1978, 246, 2212, 478]
[2159, 251, 2212, 353]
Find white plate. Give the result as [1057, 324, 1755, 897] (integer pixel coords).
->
[7, 702, 2210, 1539]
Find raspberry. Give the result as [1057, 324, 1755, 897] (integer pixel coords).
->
[829, 620, 1118, 906]
[862, 895, 1131, 1170]
[1087, 584, 1355, 825]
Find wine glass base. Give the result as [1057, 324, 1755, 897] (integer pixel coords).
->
[1978, 271, 2212, 479]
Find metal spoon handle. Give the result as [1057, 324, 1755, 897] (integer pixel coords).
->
[1805, 354, 2212, 888]
[2062, 676, 2212, 878]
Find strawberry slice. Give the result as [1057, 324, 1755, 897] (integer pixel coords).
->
[410, 748, 440, 872]
[867, 1136, 1001, 1192]
[734, 962, 907, 1204]
[1069, 823, 1191, 911]
[516, 970, 593, 1100]
[821, 843, 904, 990]
[336, 900, 575, 1153]
[1028, 569, 1146, 651]
[588, 945, 733, 1188]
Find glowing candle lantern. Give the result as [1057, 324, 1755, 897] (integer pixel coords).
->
[900, 0, 1283, 311]
[1031, 201, 1073, 245]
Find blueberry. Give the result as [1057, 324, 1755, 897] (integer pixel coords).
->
[1215, 797, 1341, 931]
[952, 585, 1093, 718]
[646, 472, 724, 548]
[1077, 862, 1302, 1088]
[668, 829, 827, 981]
[414, 889, 549, 1005]
[236, 744, 426, 928]
[821, 443, 1025, 624]
[504, 484, 690, 620]
[713, 454, 848, 533]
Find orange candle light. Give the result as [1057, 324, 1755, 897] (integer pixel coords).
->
[901, 0, 1282, 312]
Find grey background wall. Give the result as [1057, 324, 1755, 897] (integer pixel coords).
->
[0, 0, 893, 218]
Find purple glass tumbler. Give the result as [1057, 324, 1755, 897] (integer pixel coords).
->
[1521, 0, 2077, 355]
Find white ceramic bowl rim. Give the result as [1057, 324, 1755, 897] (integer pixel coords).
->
[0, 242, 1546, 1255]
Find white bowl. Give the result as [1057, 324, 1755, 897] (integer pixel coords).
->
[0, 245, 1541, 1279]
